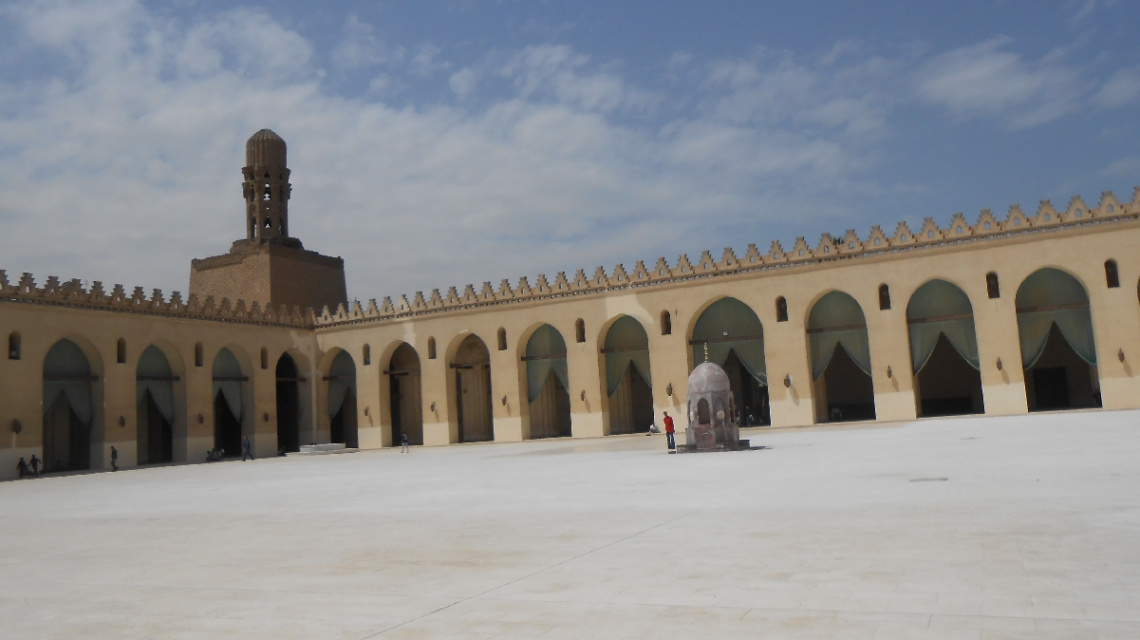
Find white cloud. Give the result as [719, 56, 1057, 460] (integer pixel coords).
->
[0, 3, 906, 302]
[9, 2, 1131, 306]
[449, 68, 478, 99]
[1092, 66, 1140, 109]
[914, 37, 1085, 129]
[329, 15, 400, 72]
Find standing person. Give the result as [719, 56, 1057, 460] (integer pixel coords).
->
[663, 411, 675, 452]
[29, 454, 40, 477]
[242, 436, 254, 461]
[16, 457, 30, 478]
[400, 432, 409, 453]
[110, 446, 119, 472]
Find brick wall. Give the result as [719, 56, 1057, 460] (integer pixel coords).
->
[190, 244, 346, 313]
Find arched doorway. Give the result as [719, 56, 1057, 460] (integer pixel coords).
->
[690, 298, 769, 426]
[212, 348, 246, 457]
[43, 338, 95, 472]
[276, 353, 301, 453]
[452, 335, 493, 442]
[524, 324, 571, 439]
[327, 351, 358, 447]
[1016, 268, 1100, 410]
[808, 291, 875, 422]
[602, 316, 653, 434]
[136, 345, 176, 464]
[387, 343, 423, 446]
[906, 280, 984, 416]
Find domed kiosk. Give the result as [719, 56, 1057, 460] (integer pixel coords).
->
[682, 360, 749, 452]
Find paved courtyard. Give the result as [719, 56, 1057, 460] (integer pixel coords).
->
[2, 410, 1139, 639]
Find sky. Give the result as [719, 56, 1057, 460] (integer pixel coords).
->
[0, 0, 1138, 305]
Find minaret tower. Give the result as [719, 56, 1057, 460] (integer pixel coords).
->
[190, 128, 347, 313]
[242, 129, 294, 244]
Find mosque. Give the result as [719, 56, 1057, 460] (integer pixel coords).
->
[2, 129, 1139, 478]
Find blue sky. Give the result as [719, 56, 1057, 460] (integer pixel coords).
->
[0, 0, 1138, 304]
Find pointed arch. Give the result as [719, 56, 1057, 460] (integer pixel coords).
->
[211, 347, 249, 457]
[906, 279, 983, 416]
[1016, 267, 1100, 410]
[136, 345, 177, 464]
[43, 338, 99, 472]
[275, 352, 301, 453]
[600, 315, 653, 434]
[523, 324, 571, 439]
[326, 350, 358, 447]
[386, 342, 423, 446]
[450, 334, 493, 442]
[690, 296, 768, 425]
[807, 291, 874, 423]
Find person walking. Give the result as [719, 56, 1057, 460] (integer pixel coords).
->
[400, 432, 409, 453]
[16, 457, 30, 478]
[110, 446, 119, 472]
[663, 411, 675, 452]
[242, 436, 254, 461]
[29, 454, 40, 477]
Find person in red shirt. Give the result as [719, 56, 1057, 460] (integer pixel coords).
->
[663, 411, 675, 452]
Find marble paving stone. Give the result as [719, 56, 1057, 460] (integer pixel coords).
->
[2, 410, 1140, 638]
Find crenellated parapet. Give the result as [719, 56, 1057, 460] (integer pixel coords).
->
[0, 272, 315, 328]
[313, 187, 1140, 327]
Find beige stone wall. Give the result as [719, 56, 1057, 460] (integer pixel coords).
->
[5, 190, 1140, 480]
[314, 213, 1140, 451]
[0, 303, 317, 479]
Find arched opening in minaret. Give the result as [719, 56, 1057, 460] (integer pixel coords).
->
[1016, 268, 1100, 411]
[327, 351, 358, 448]
[808, 291, 875, 423]
[452, 334, 493, 442]
[136, 345, 176, 465]
[602, 315, 654, 435]
[690, 297, 769, 426]
[387, 343, 423, 446]
[43, 338, 97, 472]
[523, 324, 571, 439]
[276, 353, 301, 453]
[212, 347, 246, 457]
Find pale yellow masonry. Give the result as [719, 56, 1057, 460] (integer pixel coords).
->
[3, 132, 1139, 480]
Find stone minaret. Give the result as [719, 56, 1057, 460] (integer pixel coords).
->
[190, 129, 347, 313]
[242, 129, 294, 244]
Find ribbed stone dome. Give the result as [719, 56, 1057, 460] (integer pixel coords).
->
[688, 361, 731, 394]
[246, 129, 286, 167]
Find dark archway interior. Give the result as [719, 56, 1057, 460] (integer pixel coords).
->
[1025, 324, 1098, 411]
[822, 344, 875, 422]
[275, 355, 300, 453]
[916, 334, 984, 417]
[723, 350, 769, 426]
[140, 390, 173, 464]
[213, 391, 242, 456]
[388, 343, 423, 446]
[44, 401, 89, 472]
[331, 389, 358, 447]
